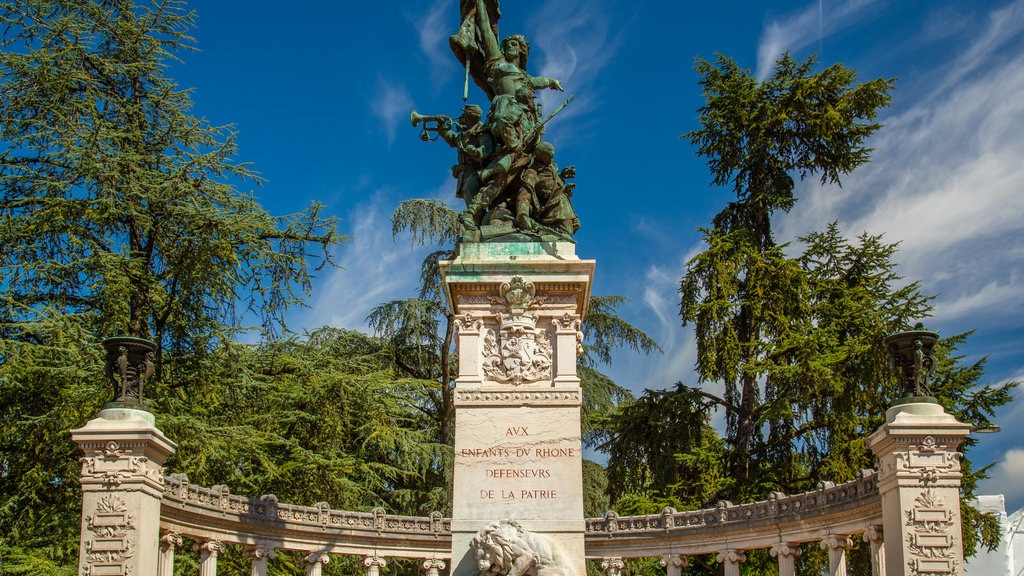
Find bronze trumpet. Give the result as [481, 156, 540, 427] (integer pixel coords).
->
[410, 110, 452, 141]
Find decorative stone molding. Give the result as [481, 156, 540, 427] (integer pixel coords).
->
[867, 402, 970, 576]
[304, 551, 331, 576]
[587, 471, 877, 537]
[363, 555, 387, 576]
[81, 494, 135, 574]
[79, 439, 164, 489]
[769, 542, 802, 558]
[73, 408, 176, 575]
[454, 389, 580, 406]
[456, 313, 485, 332]
[820, 535, 854, 576]
[600, 557, 625, 576]
[156, 470, 890, 564]
[716, 549, 746, 576]
[247, 544, 277, 576]
[905, 489, 958, 574]
[158, 531, 183, 576]
[894, 434, 962, 486]
[422, 558, 447, 576]
[659, 553, 687, 576]
[195, 539, 224, 576]
[770, 542, 802, 576]
[820, 534, 854, 550]
[161, 475, 450, 556]
[481, 319, 552, 385]
[863, 524, 885, 576]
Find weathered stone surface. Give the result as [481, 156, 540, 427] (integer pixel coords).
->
[867, 402, 971, 576]
[72, 407, 176, 576]
[444, 241, 592, 576]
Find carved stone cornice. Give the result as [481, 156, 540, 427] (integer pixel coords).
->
[454, 389, 581, 406]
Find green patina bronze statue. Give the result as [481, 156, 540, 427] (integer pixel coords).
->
[413, 0, 580, 242]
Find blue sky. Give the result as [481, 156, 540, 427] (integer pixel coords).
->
[172, 0, 1024, 512]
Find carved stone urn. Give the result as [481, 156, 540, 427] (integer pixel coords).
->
[102, 336, 157, 410]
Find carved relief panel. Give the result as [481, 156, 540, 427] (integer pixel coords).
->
[455, 276, 583, 388]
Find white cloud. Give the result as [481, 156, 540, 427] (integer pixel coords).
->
[979, 447, 1024, 514]
[777, 6, 1024, 325]
[371, 76, 414, 147]
[302, 192, 424, 332]
[411, 0, 456, 80]
[756, 0, 882, 80]
[527, 0, 625, 142]
[938, 0, 1024, 94]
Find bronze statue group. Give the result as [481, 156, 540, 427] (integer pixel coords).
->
[412, 0, 580, 242]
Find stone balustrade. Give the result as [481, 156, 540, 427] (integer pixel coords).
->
[75, 401, 968, 575]
[160, 474, 450, 558]
[155, 471, 883, 575]
[584, 470, 881, 557]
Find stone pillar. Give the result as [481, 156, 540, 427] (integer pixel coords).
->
[158, 531, 183, 576]
[659, 554, 686, 576]
[601, 557, 625, 576]
[303, 551, 330, 576]
[423, 559, 447, 576]
[72, 407, 177, 576]
[863, 524, 885, 576]
[716, 549, 746, 576]
[195, 539, 224, 575]
[246, 545, 276, 576]
[769, 542, 801, 576]
[442, 242, 594, 576]
[867, 402, 971, 576]
[821, 535, 854, 576]
[363, 555, 387, 576]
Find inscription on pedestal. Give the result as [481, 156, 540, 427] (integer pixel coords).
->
[442, 243, 593, 576]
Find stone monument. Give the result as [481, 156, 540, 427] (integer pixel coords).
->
[442, 243, 592, 576]
[413, 1, 591, 574]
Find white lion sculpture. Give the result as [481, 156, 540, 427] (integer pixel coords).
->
[470, 519, 575, 576]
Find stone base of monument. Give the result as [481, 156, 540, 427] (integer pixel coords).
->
[442, 242, 594, 576]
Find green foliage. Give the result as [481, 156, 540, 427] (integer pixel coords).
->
[601, 384, 722, 505]
[0, 312, 104, 571]
[685, 53, 895, 249]
[597, 50, 1018, 572]
[157, 328, 448, 515]
[0, 0, 343, 353]
[0, 1, 346, 570]
[676, 50, 907, 497]
[581, 295, 661, 368]
[391, 198, 464, 248]
[581, 460, 611, 518]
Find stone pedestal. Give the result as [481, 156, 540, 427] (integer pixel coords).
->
[72, 407, 177, 576]
[442, 242, 594, 576]
[867, 402, 971, 576]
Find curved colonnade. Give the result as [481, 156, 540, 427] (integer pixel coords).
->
[158, 470, 882, 575]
